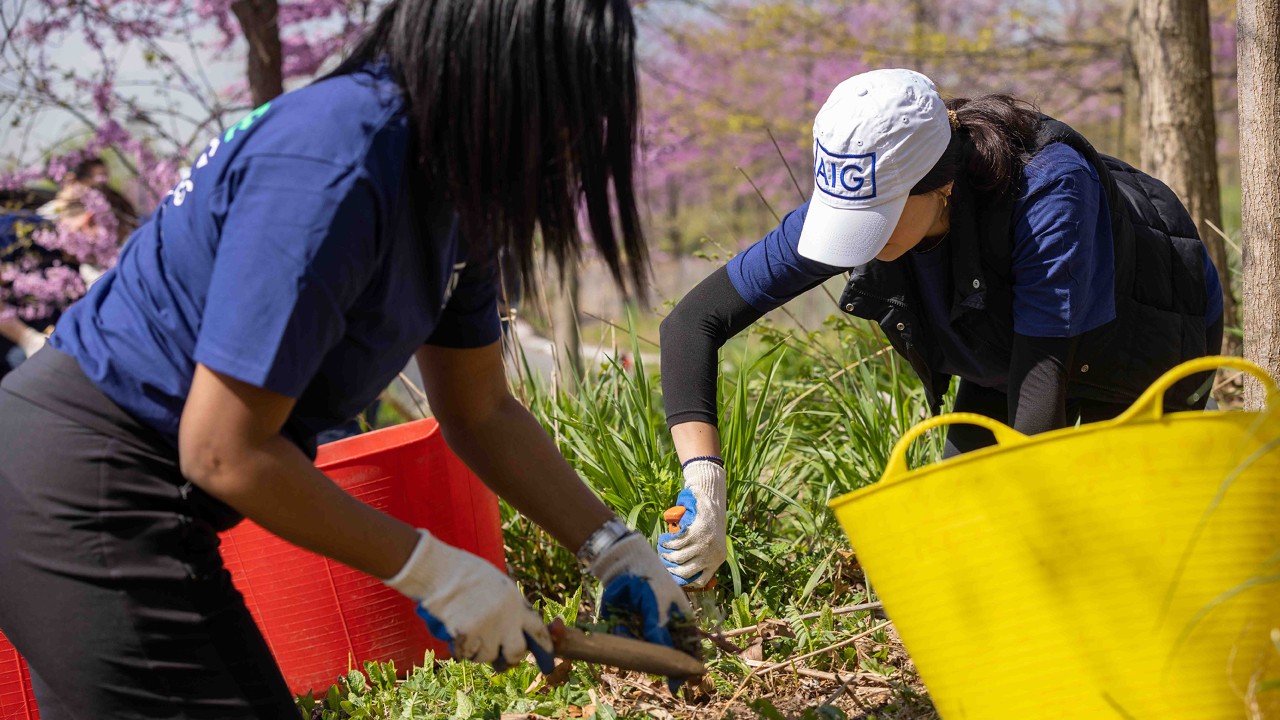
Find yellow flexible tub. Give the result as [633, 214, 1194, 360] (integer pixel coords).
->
[830, 357, 1280, 719]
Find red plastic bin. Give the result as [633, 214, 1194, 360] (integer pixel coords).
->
[0, 633, 38, 720]
[219, 417, 506, 696]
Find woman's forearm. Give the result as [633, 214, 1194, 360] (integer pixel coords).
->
[438, 396, 612, 554]
[1007, 333, 1078, 435]
[182, 432, 419, 579]
[670, 421, 721, 463]
[180, 364, 419, 580]
[0, 316, 36, 344]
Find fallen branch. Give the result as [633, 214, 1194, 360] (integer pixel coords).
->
[721, 601, 884, 639]
[1213, 369, 1246, 393]
[740, 659, 892, 686]
[723, 621, 892, 708]
[754, 621, 892, 678]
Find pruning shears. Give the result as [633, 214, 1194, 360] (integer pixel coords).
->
[546, 618, 706, 676]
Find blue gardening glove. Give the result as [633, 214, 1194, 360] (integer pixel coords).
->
[588, 531, 696, 692]
[385, 529, 555, 674]
[658, 460, 727, 588]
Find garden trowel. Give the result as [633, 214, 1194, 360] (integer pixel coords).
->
[547, 618, 705, 677]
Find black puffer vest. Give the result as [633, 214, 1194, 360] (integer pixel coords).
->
[838, 117, 1213, 412]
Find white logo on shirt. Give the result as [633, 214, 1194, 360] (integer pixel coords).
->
[167, 103, 271, 208]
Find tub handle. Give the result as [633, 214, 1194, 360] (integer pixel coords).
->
[883, 412, 1026, 479]
[1112, 356, 1279, 424]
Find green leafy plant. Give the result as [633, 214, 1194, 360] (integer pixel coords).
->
[308, 313, 940, 718]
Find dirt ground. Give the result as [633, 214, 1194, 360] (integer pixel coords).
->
[521, 623, 939, 720]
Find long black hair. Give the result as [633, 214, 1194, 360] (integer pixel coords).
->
[330, 0, 647, 295]
[911, 94, 1041, 198]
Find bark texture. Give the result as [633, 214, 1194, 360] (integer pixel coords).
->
[1238, 0, 1280, 409]
[231, 0, 284, 107]
[1132, 0, 1237, 352]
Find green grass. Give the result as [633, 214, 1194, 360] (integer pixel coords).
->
[304, 179, 1259, 719]
[305, 313, 943, 719]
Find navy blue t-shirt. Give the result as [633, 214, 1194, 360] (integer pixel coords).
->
[52, 63, 500, 447]
[727, 143, 1222, 389]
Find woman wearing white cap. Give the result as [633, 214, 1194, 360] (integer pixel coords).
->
[655, 68, 1223, 589]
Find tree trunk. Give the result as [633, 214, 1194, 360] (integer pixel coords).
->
[1238, 0, 1280, 409]
[908, 0, 936, 67]
[666, 176, 682, 256]
[231, 0, 284, 107]
[1132, 0, 1238, 353]
[1118, 3, 1143, 162]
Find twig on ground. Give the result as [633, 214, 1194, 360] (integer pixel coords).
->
[636, 702, 678, 720]
[722, 621, 891, 709]
[754, 621, 892, 678]
[616, 676, 669, 703]
[722, 660, 769, 711]
[740, 659, 892, 686]
[701, 628, 744, 654]
[721, 601, 884, 639]
[824, 670, 858, 706]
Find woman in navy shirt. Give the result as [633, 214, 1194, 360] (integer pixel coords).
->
[0, 1, 690, 717]
[656, 69, 1223, 589]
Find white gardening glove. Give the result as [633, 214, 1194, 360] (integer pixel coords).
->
[18, 326, 47, 359]
[657, 459, 727, 589]
[588, 530, 697, 692]
[385, 529, 554, 673]
[588, 531, 693, 648]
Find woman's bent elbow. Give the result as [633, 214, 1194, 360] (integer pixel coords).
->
[177, 432, 242, 500]
[659, 306, 687, 353]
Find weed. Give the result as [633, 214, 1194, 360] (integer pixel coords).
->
[304, 313, 944, 718]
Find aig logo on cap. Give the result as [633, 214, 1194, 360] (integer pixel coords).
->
[813, 139, 877, 202]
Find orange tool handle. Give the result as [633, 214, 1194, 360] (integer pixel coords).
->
[662, 506, 716, 591]
[663, 506, 686, 532]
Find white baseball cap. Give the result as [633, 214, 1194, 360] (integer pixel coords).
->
[798, 68, 951, 267]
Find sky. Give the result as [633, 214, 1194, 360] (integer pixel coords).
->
[1, 5, 254, 171]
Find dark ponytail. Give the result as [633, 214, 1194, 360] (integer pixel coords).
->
[327, 0, 647, 297]
[911, 94, 1041, 198]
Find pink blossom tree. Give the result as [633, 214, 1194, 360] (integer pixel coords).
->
[637, 0, 1239, 261]
[1, 1, 382, 329]
[1, 0, 379, 200]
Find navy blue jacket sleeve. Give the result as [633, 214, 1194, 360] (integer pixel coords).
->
[662, 203, 847, 427]
[726, 201, 850, 313]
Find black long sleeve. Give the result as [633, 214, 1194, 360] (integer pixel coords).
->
[1006, 333, 1079, 435]
[660, 267, 765, 427]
